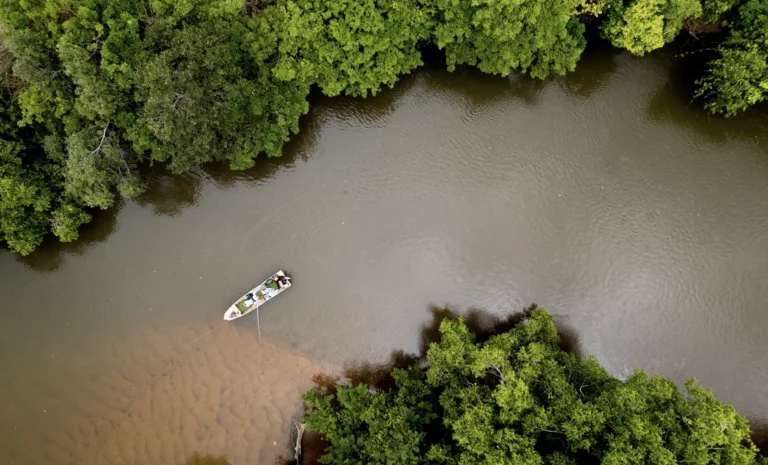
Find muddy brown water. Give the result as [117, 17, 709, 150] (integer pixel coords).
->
[2, 47, 768, 464]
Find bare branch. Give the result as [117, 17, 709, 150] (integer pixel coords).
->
[171, 92, 185, 109]
[489, 364, 506, 383]
[89, 123, 110, 157]
[536, 427, 561, 434]
[293, 420, 305, 462]
[579, 383, 592, 397]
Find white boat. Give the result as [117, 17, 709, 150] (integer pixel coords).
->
[224, 270, 291, 321]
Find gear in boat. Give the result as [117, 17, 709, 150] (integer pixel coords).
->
[225, 271, 291, 321]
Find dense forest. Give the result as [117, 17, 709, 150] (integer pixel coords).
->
[302, 308, 766, 464]
[0, 0, 766, 255]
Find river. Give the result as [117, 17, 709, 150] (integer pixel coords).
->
[1, 46, 768, 464]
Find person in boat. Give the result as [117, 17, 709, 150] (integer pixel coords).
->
[243, 293, 256, 307]
[275, 274, 289, 289]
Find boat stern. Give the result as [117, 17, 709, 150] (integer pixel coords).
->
[224, 306, 242, 321]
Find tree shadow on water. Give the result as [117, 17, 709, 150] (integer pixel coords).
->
[294, 304, 582, 465]
[313, 303, 582, 395]
[203, 107, 321, 191]
[556, 38, 622, 101]
[752, 421, 768, 457]
[10, 199, 122, 273]
[134, 165, 203, 217]
[135, 101, 323, 217]
[427, 65, 547, 109]
[184, 454, 231, 465]
[306, 70, 421, 131]
[644, 43, 768, 147]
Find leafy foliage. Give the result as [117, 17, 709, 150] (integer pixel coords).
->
[696, 0, 768, 116]
[0, 87, 90, 254]
[133, 14, 310, 171]
[0, 0, 764, 254]
[429, 0, 587, 79]
[303, 308, 765, 465]
[701, 0, 740, 20]
[0, 0, 313, 253]
[602, 0, 702, 55]
[273, 0, 434, 97]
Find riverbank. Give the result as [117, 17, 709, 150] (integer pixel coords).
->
[1, 48, 767, 464]
[298, 308, 767, 464]
[2, 0, 767, 256]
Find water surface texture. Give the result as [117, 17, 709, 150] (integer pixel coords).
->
[2, 48, 768, 464]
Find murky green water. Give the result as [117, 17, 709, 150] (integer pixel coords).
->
[2, 47, 768, 464]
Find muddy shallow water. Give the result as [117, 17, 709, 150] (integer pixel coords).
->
[2, 46, 768, 464]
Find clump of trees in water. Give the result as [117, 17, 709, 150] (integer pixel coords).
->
[302, 307, 766, 464]
[0, 0, 765, 255]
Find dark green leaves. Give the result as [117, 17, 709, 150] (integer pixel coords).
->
[0, 88, 91, 254]
[0, 137, 55, 255]
[134, 14, 310, 172]
[303, 367, 435, 465]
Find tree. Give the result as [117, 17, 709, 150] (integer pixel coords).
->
[133, 10, 311, 171]
[602, 0, 703, 56]
[303, 308, 765, 465]
[429, 0, 587, 79]
[0, 82, 91, 254]
[696, 0, 768, 116]
[0, 0, 761, 255]
[269, 0, 433, 97]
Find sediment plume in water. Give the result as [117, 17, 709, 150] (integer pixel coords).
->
[1, 322, 338, 465]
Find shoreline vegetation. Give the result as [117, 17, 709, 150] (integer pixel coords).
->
[296, 306, 767, 465]
[0, 0, 766, 256]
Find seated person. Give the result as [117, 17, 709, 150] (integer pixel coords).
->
[275, 274, 289, 289]
[243, 293, 256, 307]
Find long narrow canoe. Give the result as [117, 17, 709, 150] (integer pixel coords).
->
[224, 270, 291, 321]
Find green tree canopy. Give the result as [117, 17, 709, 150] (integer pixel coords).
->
[303, 308, 765, 465]
[695, 0, 768, 116]
[0, 0, 764, 254]
[0, 0, 312, 253]
[272, 0, 433, 97]
[429, 0, 587, 79]
[0, 86, 90, 254]
[133, 12, 310, 172]
[602, 0, 703, 56]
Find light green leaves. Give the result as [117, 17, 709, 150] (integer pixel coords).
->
[603, 0, 702, 55]
[430, 0, 586, 79]
[272, 0, 433, 97]
[303, 367, 434, 465]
